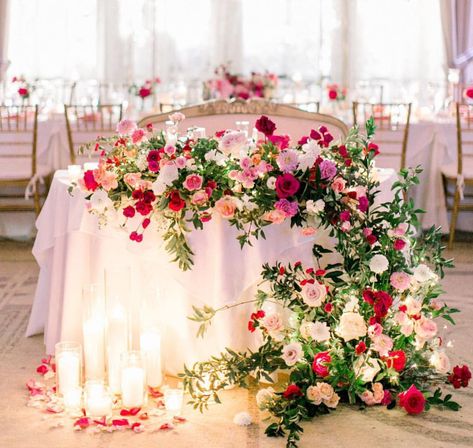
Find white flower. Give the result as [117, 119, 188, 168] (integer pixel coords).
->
[136, 153, 148, 171]
[336, 312, 367, 341]
[233, 411, 252, 426]
[256, 387, 275, 410]
[413, 264, 436, 283]
[299, 321, 316, 340]
[306, 199, 325, 215]
[312, 321, 331, 342]
[317, 382, 334, 401]
[354, 356, 381, 383]
[90, 189, 112, 213]
[241, 194, 257, 212]
[343, 296, 359, 313]
[430, 351, 451, 374]
[301, 282, 327, 307]
[281, 342, 304, 366]
[266, 176, 276, 189]
[299, 140, 320, 172]
[369, 254, 389, 274]
[158, 163, 179, 185]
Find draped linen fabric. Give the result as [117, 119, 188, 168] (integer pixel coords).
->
[441, 0, 473, 82]
[0, 0, 10, 81]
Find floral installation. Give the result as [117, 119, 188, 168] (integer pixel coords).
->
[26, 357, 186, 434]
[129, 78, 161, 100]
[12, 75, 34, 100]
[204, 64, 278, 100]
[327, 83, 347, 102]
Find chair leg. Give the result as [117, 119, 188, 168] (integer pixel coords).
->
[33, 182, 41, 217]
[448, 188, 461, 249]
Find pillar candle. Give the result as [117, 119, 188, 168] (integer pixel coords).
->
[85, 382, 112, 418]
[107, 306, 128, 394]
[121, 365, 145, 407]
[140, 330, 162, 387]
[56, 351, 81, 395]
[83, 318, 105, 380]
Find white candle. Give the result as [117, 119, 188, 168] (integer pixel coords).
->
[85, 382, 112, 418]
[107, 305, 128, 394]
[83, 318, 105, 380]
[67, 164, 82, 182]
[164, 388, 184, 415]
[63, 386, 82, 412]
[140, 330, 162, 387]
[56, 351, 81, 395]
[121, 366, 145, 407]
[83, 161, 98, 171]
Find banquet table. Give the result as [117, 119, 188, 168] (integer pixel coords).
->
[26, 168, 397, 375]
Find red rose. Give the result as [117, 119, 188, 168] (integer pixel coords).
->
[366, 234, 377, 245]
[255, 115, 276, 136]
[18, 87, 29, 97]
[465, 87, 473, 99]
[324, 302, 333, 313]
[398, 385, 425, 415]
[448, 365, 471, 389]
[363, 289, 376, 305]
[123, 206, 135, 218]
[373, 291, 393, 320]
[355, 341, 367, 355]
[312, 351, 331, 377]
[383, 350, 406, 372]
[282, 384, 303, 399]
[83, 170, 99, 191]
[328, 89, 338, 100]
[275, 173, 300, 198]
[132, 189, 144, 200]
[139, 87, 152, 98]
[366, 142, 380, 157]
[168, 191, 185, 212]
[393, 239, 406, 251]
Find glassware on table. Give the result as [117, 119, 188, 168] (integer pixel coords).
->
[120, 351, 146, 408]
[55, 341, 82, 396]
[84, 380, 113, 418]
[163, 387, 184, 415]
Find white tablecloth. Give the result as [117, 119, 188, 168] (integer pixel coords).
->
[27, 169, 397, 374]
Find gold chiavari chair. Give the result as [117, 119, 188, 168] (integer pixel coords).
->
[288, 101, 320, 113]
[0, 105, 49, 216]
[352, 101, 412, 170]
[64, 104, 123, 164]
[442, 103, 473, 248]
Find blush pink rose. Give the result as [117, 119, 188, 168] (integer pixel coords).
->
[214, 196, 239, 219]
[263, 209, 286, 224]
[390, 272, 411, 291]
[183, 174, 203, 191]
[124, 172, 142, 187]
[415, 317, 437, 340]
[372, 334, 393, 356]
[116, 119, 137, 135]
[191, 190, 208, 206]
[331, 177, 346, 193]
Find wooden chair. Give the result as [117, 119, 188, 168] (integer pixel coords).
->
[64, 104, 123, 164]
[352, 101, 412, 170]
[442, 103, 473, 248]
[0, 105, 48, 216]
[139, 99, 349, 141]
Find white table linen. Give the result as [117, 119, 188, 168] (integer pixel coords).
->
[27, 169, 397, 374]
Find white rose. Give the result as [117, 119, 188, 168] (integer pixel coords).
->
[299, 321, 316, 340]
[262, 313, 284, 335]
[413, 264, 436, 283]
[369, 254, 389, 274]
[266, 176, 276, 189]
[312, 322, 331, 342]
[336, 312, 367, 342]
[354, 356, 381, 383]
[306, 199, 325, 215]
[301, 282, 327, 307]
[151, 180, 167, 195]
[282, 342, 304, 367]
[256, 387, 275, 410]
[306, 385, 322, 405]
[90, 189, 113, 213]
[430, 351, 451, 374]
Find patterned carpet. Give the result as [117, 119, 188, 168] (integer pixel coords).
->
[0, 239, 472, 448]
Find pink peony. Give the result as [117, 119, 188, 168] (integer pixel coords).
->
[390, 272, 411, 291]
[116, 119, 137, 135]
[183, 174, 203, 191]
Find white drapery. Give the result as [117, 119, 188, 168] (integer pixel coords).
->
[6, 0, 447, 86]
[0, 0, 10, 81]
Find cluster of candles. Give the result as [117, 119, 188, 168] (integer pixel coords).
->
[54, 280, 184, 418]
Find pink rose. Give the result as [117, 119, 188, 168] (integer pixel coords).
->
[275, 173, 300, 198]
[183, 174, 203, 191]
[301, 282, 327, 307]
[191, 190, 208, 206]
[214, 196, 240, 219]
[124, 172, 142, 187]
[360, 390, 376, 406]
[331, 177, 346, 193]
[263, 209, 286, 224]
[390, 272, 411, 291]
[372, 334, 393, 356]
[164, 145, 176, 156]
[116, 119, 137, 135]
[415, 317, 437, 340]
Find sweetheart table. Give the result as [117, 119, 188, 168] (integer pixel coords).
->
[26, 167, 397, 375]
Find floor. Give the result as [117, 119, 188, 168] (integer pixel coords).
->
[0, 238, 472, 448]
